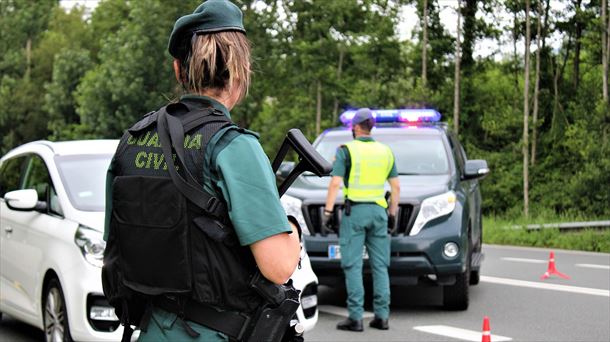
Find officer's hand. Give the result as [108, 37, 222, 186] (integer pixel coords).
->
[388, 214, 396, 232]
[322, 210, 333, 228]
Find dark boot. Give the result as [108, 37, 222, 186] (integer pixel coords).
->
[369, 317, 389, 330]
[336, 318, 363, 332]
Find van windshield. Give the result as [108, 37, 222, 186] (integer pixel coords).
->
[56, 154, 113, 211]
[315, 133, 450, 175]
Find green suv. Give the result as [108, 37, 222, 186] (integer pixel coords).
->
[280, 109, 489, 310]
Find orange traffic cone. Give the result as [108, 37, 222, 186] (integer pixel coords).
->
[540, 251, 570, 280]
[481, 316, 491, 342]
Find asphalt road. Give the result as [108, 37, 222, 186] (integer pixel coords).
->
[308, 244, 610, 342]
[1, 244, 609, 341]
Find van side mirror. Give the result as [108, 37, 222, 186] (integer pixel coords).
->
[271, 129, 332, 196]
[4, 189, 39, 211]
[463, 160, 490, 180]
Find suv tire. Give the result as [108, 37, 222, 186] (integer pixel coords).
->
[43, 278, 73, 342]
[442, 247, 470, 311]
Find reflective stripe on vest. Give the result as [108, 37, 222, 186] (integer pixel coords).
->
[344, 140, 394, 208]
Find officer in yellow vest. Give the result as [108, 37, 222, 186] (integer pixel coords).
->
[324, 108, 400, 332]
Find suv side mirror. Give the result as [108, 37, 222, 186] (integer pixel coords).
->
[463, 160, 490, 180]
[4, 189, 38, 211]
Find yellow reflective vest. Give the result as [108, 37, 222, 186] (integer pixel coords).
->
[343, 139, 394, 208]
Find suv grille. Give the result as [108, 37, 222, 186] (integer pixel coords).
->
[305, 204, 416, 235]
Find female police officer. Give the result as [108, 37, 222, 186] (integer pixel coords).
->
[103, 1, 301, 341]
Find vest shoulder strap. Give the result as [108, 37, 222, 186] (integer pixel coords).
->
[156, 105, 228, 219]
[127, 103, 231, 135]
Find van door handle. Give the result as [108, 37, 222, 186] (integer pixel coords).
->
[4, 226, 13, 233]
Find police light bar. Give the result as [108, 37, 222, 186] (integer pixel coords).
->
[340, 109, 441, 126]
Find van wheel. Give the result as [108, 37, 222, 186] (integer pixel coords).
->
[442, 248, 470, 310]
[43, 278, 73, 342]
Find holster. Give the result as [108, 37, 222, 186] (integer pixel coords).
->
[246, 272, 301, 342]
[344, 199, 352, 216]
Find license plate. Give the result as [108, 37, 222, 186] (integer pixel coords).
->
[328, 245, 368, 259]
[328, 245, 341, 259]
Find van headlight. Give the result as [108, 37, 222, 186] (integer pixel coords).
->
[75, 225, 106, 268]
[410, 191, 456, 236]
[281, 195, 309, 235]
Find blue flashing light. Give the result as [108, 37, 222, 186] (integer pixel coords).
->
[339, 109, 441, 126]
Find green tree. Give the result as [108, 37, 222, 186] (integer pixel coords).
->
[88, 0, 130, 61]
[44, 49, 93, 139]
[251, 0, 405, 154]
[0, 0, 607, 220]
[0, 0, 57, 154]
[75, 0, 196, 138]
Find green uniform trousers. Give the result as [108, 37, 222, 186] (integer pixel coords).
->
[339, 203, 390, 320]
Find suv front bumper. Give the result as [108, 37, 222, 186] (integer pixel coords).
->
[304, 213, 468, 286]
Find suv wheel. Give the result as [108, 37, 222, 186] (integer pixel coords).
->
[442, 246, 470, 310]
[43, 278, 73, 342]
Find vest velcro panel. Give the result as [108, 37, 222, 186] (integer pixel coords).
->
[112, 175, 191, 294]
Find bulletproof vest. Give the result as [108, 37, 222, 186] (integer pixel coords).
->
[108, 102, 264, 314]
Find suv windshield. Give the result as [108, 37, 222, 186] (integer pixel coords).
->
[316, 133, 450, 175]
[56, 154, 113, 211]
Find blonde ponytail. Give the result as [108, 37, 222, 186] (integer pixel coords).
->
[184, 31, 251, 103]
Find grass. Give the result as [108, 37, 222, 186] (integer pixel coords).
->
[483, 215, 610, 253]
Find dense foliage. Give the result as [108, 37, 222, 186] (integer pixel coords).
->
[484, 216, 610, 252]
[0, 0, 608, 219]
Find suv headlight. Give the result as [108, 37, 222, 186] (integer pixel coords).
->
[410, 191, 456, 236]
[281, 195, 310, 236]
[75, 225, 106, 268]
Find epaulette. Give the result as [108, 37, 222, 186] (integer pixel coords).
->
[231, 127, 260, 139]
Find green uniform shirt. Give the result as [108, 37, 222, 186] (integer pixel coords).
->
[103, 95, 290, 341]
[330, 136, 398, 183]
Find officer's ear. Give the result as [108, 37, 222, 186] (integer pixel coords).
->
[173, 59, 182, 84]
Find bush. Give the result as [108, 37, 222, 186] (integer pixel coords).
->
[483, 215, 610, 253]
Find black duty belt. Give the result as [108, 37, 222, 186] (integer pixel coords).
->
[154, 296, 251, 340]
[350, 201, 376, 206]
[344, 199, 378, 216]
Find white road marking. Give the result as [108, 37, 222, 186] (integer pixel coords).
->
[413, 325, 512, 342]
[481, 276, 610, 297]
[317, 305, 374, 318]
[576, 263, 610, 270]
[501, 257, 547, 264]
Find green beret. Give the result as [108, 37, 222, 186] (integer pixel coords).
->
[168, 0, 246, 59]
